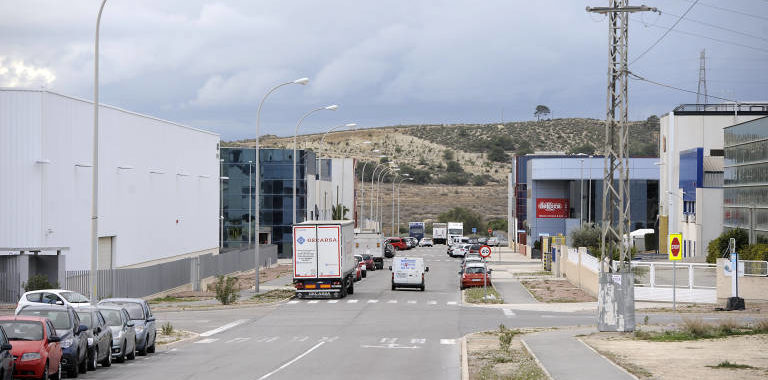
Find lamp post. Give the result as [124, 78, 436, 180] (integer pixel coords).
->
[397, 177, 414, 236]
[254, 77, 309, 293]
[377, 167, 398, 234]
[90, 0, 108, 302]
[316, 123, 356, 220]
[369, 162, 388, 232]
[219, 157, 229, 250]
[579, 158, 585, 227]
[293, 105, 338, 225]
[248, 160, 253, 247]
[391, 173, 399, 236]
[357, 143, 374, 229]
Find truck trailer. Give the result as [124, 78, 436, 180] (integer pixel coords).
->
[354, 231, 384, 269]
[432, 223, 447, 245]
[408, 222, 425, 241]
[293, 220, 356, 298]
[447, 222, 464, 245]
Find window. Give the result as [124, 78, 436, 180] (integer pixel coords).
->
[26, 292, 42, 303]
[0, 325, 6, 344]
[42, 293, 62, 305]
[0, 321, 43, 341]
[46, 321, 56, 339]
[101, 310, 123, 327]
[17, 310, 71, 330]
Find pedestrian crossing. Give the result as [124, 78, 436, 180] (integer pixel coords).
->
[285, 298, 460, 306]
[193, 335, 459, 347]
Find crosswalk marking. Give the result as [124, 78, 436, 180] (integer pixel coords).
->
[440, 339, 457, 345]
[410, 338, 426, 344]
[347, 300, 358, 303]
[407, 300, 417, 304]
[327, 300, 338, 304]
[308, 300, 319, 304]
[225, 337, 250, 344]
[446, 301, 457, 305]
[427, 300, 437, 305]
[320, 336, 339, 342]
[195, 338, 218, 344]
[503, 309, 516, 317]
[291, 336, 309, 342]
[367, 299, 379, 303]
[387, 300, 397, 304]
[380, 338, 397, 344]
[287, 300, 299, 304]
[255, 336, 279, 343]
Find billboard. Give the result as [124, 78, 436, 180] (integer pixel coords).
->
[536, 198, 569, 218]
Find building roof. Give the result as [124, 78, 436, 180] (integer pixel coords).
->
[672, 103, 768, 116]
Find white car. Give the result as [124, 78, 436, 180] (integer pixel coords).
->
[15, 289, 91, 314]
[419, 238, 433, 247]
[390, 257, 429, 291]
[487, 237, 499, 246]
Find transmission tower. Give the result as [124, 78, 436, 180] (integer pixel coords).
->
[697, 49, 708, 106]
[587, 0, 656, 332]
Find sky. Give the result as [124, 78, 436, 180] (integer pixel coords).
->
[1, 0, 766, 140]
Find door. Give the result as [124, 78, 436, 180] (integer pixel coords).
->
[98, 236, 114, 270]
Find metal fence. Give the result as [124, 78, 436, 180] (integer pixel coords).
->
[65, 244, 278, 300]
[742, 260, 768, 276]
[630, 261, 717, 303]
[0, 257, 22, 303]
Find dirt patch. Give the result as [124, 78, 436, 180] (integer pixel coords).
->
[467, 329, 547, 380]
[231, 264, 294, 290]
[582, 332, 768, 379]
[521, 279, 596, 303]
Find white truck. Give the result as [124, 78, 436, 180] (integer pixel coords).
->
[293, 220, 356, 298]
[389, 257, 429, 291]
[432, 223, 448, 245]
[447, 222, 464, 245]
[354, 231, 384, 269]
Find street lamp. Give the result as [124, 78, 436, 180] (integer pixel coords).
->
[254, 76, 309, 293]
[316, 123, 356, 220]
[397, 177, 414, 236]
[579, 157, 585, 227]
[248, 160, 253, 247]
[377, 167, 398, 233]
[293, 105, 338, 225]
[369, 161, 388, 231]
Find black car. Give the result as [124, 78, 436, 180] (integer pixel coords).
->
[17, 304, 89, 377]
[76, 307, 113, 370]
[0, 325, 13, 380]
[98, 299, 156, 356]
[384, 243, 395, 258]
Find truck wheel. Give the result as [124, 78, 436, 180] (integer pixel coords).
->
[339, 280, 348, 298]
[348, 280, 354, 295]
[420, 282, 425, 291]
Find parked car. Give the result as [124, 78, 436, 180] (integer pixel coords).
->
[15, 290, 91, 314]
[487, 237, 499, 246]
[419, 238, 433, 247]
[450, 244, 470, 258]
[75, 307, 113, 370]
[0, 324, 16, 380]
[478, 237, 488, 244]
[0, 315, 63, 380]
[384, 243, 395, 258]
[354, 261, 362, 281]
[390, 257, 429, 291]
[16, 304, 88, 377]
[97, 299, 156, 356]
[468, 237, 479, 244]
[97, 306, 136, 363]
[386, 237, 408, 251]
[468, 244, 483, 254]
[361, 254, 376, 272]
[408, 237, 419, 248]
[461, 254, 484, 268]
[459, 262, 492, 290]
[403, 237, 414, 249]
[354, 255, 367, 278]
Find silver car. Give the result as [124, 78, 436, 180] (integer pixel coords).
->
[98, 306, 136, 363]
[98, 298, 156, 356]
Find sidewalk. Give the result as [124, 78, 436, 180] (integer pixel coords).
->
[522, 329, 635, 380]
[487, 247, 543, 304]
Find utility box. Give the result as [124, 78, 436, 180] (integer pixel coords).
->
[598, 272, 636, 332]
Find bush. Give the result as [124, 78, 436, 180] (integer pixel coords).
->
[570, 224, 601, 253]
[214, 276, 239, 305]
[487, 146, 509, 163]
[438, 172, 470, 185]
[471, 175, 488, 186]
[740, 243, 768, 261]
[446, 160, 463, 173]
[161, 322, 174, 335]
[706, 228, 748, 263]
[23, 274, 59, 292]
[497, 324, 518, 352]
[644, 232, 658, 251]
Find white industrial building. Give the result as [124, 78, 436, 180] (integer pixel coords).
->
[659, 103, 768, 261]
[311, 157, 356, 221]
[0, 88, 220, 271]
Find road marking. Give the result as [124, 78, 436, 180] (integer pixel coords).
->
[256, 336, 279, 343]
[446, 301, 457, 305]
[380, 338, 397, 344]
[347, 300, 358, 303]
[503, 309, 516, 317]
[308, 300, 319, 304]
[387, 300, 398, 304]
[199, 319, 248, 337]
[291, 336, 309, 342]
[327, 300, 338, 304]
[407, 300, 417, 304]
[225, 337, 250, 344]
[320, 336, 339, 342]
[287, 300, 299, 304]
[440, 339, 457, 345]
[195, 338, 218, 344]
[257, 341, 326, 380]
[427, 300, 437, 305]
[541, 315, 556, 318]
[410, 338, 426, 344]
[367, 299, 379, 303]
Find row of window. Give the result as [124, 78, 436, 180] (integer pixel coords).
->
[724, 163, 768, 186]
[724, 187, 768, 207]
[724, 118, 768, 147]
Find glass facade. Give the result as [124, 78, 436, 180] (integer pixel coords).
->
[724, 116, 768, 242]
[221, 147, 316, 257]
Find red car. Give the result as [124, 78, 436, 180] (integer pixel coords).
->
[361, 254, 376, 272]
[0, 315, 63, 379]
[386, 237, 407, 251]
[355, 255, 367, 279]
[459, 263, 492, 290]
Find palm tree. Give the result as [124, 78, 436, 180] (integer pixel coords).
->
[331, 204, 349, 220]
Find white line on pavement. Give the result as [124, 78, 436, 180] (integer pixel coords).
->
[367, 299, 379, 303]
[327, 300, 338, 304]
[308, 300, 319, 304]
[225, 337, 250, 344]
[427, 300, 437, 305]
[446, 301, 457, 305]
[387, 300, 397, 304]
[195, 338, 218, 344]
[503, 309, 516, 317]
[287, 300, 299, 304]
[257, 341, 326, 380]
[199, 319, 248, 337]
[407, 300, 417, 304]
[347, 300, 358, 303]
[440, 339, 457, 345]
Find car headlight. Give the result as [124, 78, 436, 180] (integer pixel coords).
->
[87, 337, 94, 346]
[135, 325, 144, 334]
[21, 352, 41, 361]
[61, 337, 74, 348]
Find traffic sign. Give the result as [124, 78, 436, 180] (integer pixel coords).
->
[472, 227, 477, 234]
[479, 245, 492, 258]
[488, 228, 492, 235]
[668, 233, 682, 261]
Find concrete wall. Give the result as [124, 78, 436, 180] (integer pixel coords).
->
[716, 258, 768, 302]
[559, 246, 600, 297]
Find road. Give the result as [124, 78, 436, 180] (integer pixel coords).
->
[72, 246, 606, 380]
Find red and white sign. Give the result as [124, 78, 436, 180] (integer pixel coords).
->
[479, 245, 492, 258]
[536, 198, 569, 218]
[669, 233, 682, 261]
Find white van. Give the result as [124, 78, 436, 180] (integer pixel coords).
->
[389, 257, 429, 291]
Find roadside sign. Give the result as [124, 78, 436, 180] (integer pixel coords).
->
[488, 228, 492, 235]
[479, 245, 492, 258]
[472, 227, 477, 234]
[668, 233, 682, 261]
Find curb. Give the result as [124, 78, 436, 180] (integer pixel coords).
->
[158, 330, 200, 349]
[153, 294, 294, 313]
[520, 339, 553, 380]
[576, 337, 640, 380]
[460, 336, 469, 380]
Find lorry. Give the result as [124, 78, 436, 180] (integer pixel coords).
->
[293, 220, 356, 298]
[447, 222, 464, 245]
[432, 223, 447, 245]
[408, 222, 425, 242]
[354, 231, 384, 269]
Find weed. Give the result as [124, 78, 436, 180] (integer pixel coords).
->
[250, 289, 294, 303]
[214, 275, 239, 305]
[643, 315, 650, 325]
[753, 319, 768, 333]
[707, 361, 755, 369]
[161, 322, 174, 335]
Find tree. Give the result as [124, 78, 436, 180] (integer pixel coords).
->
[516, 140, 533, 156]
[645, 115, 660, 128]
[446, 160, 464, 173]
[331, 204, 349, 220]
[437, 207, 486, 234]
[570, 144, 595, 155]
[570, 223, 601, 256]
[706, 228, 748, 263]
[487, 146, 509, 163]
[486, 219, 508, 234]
[534, 105, 551, 121]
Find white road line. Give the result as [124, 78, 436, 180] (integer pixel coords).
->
[407, 300, 417, 304]
[287, 300, 299, 304]
[446, 301, 457, 305]
[308, 300, 319, 304]
[387, 300, 398, 304]
[327, 300, 338, 304]
[291, 336, 309, 342]
[199, 319, 248, 337]
[320, 336, 339, 342]
[225, 337, 251, 344]
[367, 299, 379, 303]
[255, 336, 279, 343]
[503, 309, 516, 317]
[440, 339, 457, 345]
[257, 341, 326, 380]
[410, 338, 426, 344]
[380, 338, 397, 344]
[427, 300, 437, 305]
[347, 300, 358, 303]
[195, 338, 218, 344]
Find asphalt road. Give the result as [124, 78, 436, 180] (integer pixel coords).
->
[69, 246, 649, 380]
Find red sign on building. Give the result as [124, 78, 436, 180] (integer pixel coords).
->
[536, 198, 569, 218]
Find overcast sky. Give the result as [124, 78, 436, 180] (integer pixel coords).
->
[1, 0, 766, 140]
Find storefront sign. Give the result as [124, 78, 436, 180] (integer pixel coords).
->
[536, 198, 569, 218]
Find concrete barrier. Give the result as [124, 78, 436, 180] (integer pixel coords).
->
[558, 245, 599, 298]
[716, 258, 768, 303]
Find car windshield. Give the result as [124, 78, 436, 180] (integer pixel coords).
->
[103, 302, 144, 320]
[362, 255, 372, 260]
[19, 310, 71, 330]
[355, 257, 362, 263]
[100, 310, 123, 327]
[60, 291, 89, 303]
[76, 312, 93, 328]
[0, 321, 43, 341]
[465, 267, 486, 274]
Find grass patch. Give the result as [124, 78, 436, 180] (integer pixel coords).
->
[464, 287, 503, 304]
[250, 289, 295, 303]
[148, 296, 203, 304]
[635, 318, 768, 342]
[471, 328, 546, 380]
[707, 361, 756, 369]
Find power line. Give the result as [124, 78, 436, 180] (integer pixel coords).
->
[658, 10, 768, 43]
[670, 0, 768, 22]
[630, 18, 768, 54]
[628, 71, 739, 103]
[630, 0, 700, 65]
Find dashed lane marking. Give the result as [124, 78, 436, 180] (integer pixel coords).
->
[387, 300, 397, 304]
[225, 337, 251, 344]
[440, 339, 457, 345]
[308, 300, 319, 304]
[327, 300, 338, 304]
[195, 338, 219, 344]
[367, 299, 379, 303]
[446, 301, 458, 305]
[407, 300, 417, 304]
[503, 309, 516, 317]
[199, 319, 248, 337]
[427, 300, 437, 305]
[287, 300, 299, 304]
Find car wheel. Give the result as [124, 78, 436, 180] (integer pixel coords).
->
[78, 348, 88, 373]
[87, 347, 97, 370]
[147, 335, 156, 354]
[391, 282, 396, 291]
[49, 361, 62, 380]
[116, 342, 126, 363]
[68, 357, 79, 378]
[127, 339, 136, 360]
[138, 340, 147, 356]
[101, 346, 112, 367]
[420, 283, 425, 291]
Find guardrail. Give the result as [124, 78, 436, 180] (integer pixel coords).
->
[630, 261, 716, 303]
